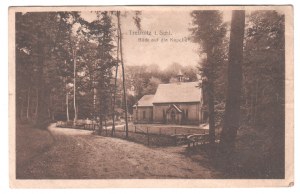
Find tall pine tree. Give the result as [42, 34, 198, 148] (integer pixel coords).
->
[190, 10, 227, 145]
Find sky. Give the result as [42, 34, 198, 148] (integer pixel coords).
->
[80, 10, 231, 70]
[121, 10, 198, 70]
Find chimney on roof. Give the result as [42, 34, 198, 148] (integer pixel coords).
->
[177, 69, 184, 82]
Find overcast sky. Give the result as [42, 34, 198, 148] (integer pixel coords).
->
[81, 10, 231, 70]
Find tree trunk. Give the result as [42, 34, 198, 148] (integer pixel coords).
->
[26, 87, 31, 120]
[250, 90, 254, 124]
[66, 91, 70, 121]
[35, 35, 50, 129]
[16, 93, 22, 122]
[73, 48, 77, 122]
[117, 11, 129, 138]
[35, 88, 38, 119]
[20, 96, 24, 121]
[99, 99, 103, 135]
[93, 86, 96, 121]
[104, 118, 107, 135]
[220, 10, 245, 152]
[96, 79, 103, 135]
[208, 80, 216, 144]
[207, 49, 216, 145]
[36, 77, 49, 128]
[254, 79, 259, 125]
[48, 92, 54, 121]
[111, 20, 120, 136]
[76, 105, 79, 120]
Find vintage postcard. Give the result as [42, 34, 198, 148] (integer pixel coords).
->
[9, 5, 293, 188]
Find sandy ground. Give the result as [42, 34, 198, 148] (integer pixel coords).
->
[16, 124, 222, 179]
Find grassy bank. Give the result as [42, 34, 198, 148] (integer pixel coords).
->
[16, 123, 54, 178]
[191, 125, 285, 179]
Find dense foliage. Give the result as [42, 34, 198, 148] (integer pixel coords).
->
[16, 11, 117, 128]
[190, 10, 227, 144]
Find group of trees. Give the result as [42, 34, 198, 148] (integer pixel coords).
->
[190, 10, 227, 145]
[191, 10, 285, 176]
[16, 11, 140, 136]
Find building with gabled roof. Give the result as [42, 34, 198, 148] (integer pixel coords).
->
[133, 72, 205, 125]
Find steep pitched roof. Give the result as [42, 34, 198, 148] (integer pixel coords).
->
[166, 104, 183, 113]
[153, 82, 201, 104]
[133, 95, 154, 107]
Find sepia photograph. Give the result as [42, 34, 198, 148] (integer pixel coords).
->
[9, 5, 293, 187]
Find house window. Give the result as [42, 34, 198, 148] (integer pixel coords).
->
[143, 111, 146, 119]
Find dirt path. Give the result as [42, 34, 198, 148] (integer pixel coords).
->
[17, 124, 221, 179]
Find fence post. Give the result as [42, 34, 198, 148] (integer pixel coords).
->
[124, 125, 125, 132]
[147, 127, 149, 146]
[175, 128, 177, 134]
[135, 126, 136, 133]
[159, 128, 161, 135]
